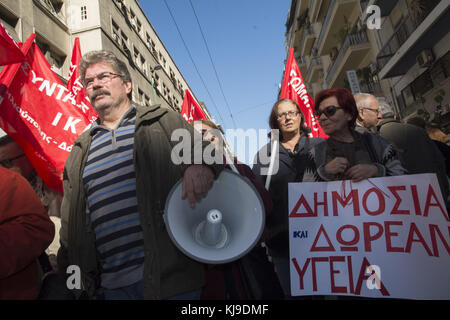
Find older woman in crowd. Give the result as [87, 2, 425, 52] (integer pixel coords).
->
[303, 88, 406, 182]
[252, 99, 323, 297]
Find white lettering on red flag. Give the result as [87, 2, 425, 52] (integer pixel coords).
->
[280, 48, 327, 139]
[0, 36, 97, 191]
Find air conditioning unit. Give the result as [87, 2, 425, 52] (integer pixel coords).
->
[416, 49, 434, 68]
[130, 20, 137, 30]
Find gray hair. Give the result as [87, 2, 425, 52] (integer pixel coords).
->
[377, 99, 394, 118]
[354, 93, 376, 110]
[79, 50, 132, 99]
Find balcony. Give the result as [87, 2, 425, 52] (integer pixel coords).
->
[378, 0, 448, 79]
[309, 0, 323, 23]
[359, 79, 382, 95]
[325, 30, 371, 87]
[296, 54, 308, 75]
[316, 0, 359, 56]
[363, 0, 398, 16]
[299, 26, 315, 56]
[306, 57, 323, 83]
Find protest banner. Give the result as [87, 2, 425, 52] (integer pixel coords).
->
[0, 39, 97, 192]
[280, 48, 327, 139]
[288, 174, 450, 299]
[180, 89, 207, 122]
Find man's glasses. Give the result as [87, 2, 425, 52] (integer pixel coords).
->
[0, 154, 25, 168]
[277, 110, 299, 120]
[361, 107, 380, 114]
[84, 71, 122, 89]
[314, 105, 343, 119]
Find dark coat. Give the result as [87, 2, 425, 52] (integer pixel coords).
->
[57, 104, 223, 299]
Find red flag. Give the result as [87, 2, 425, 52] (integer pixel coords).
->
[280, 48, 327, 139]
[0, 22, 25, 66]
[0, 36, 97, 192]
[67, 37, 92, 108]
[180, 89, 207, 122]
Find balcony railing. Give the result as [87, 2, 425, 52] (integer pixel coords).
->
[376, 0, 440, 71]
[326, 30, 369, 86]
[376, 17, 415, 71]
[316, 0, 336, 52]
[359, 80, 382, 95]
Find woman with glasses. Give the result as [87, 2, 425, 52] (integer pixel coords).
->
[252, 99, 323, 298]
[302, 88, 406, 183]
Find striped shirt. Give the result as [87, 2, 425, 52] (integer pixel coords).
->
[82, 106, 144, 289]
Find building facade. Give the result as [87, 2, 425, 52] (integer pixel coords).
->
[285, 0, 449, 128]
[0, 0, 211, 117]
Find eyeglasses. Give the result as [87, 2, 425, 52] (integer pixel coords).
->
[0, 154, 25, 168]
[84, 71, 122, 89]
[361, 107, 380, 114]
[277, 110, 300, 120]
[314, 105, 343, 119]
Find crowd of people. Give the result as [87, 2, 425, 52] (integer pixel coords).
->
[1, 50, 449, 300]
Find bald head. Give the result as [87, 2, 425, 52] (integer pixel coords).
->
[354, 93, 380, 129]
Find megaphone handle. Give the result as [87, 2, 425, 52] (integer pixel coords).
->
[265, 139, 278, 190]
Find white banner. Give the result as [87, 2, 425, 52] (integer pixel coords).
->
[288, 174, 450, 299]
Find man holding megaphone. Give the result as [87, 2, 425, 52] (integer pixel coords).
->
[57, 50, 223, 300]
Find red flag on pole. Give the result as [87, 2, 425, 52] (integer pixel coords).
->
[0, 22, 25, 66]
[67, 37, 91, 107]
[280, 48, 327, 139]
[0, 36, 97, 192]
[180, 89, 207, 122]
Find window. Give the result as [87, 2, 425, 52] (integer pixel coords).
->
[112, 19, 120, 44]
[36, 38, 66, 76]
[138, 88, 144, 104]
[133, 46, 141, 67]
[81, 6, 87, 20]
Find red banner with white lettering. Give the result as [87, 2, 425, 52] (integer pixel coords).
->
[67, 37, 92, 108]
[180, 89, 207, 122]
[0, 36, 97, 192]
[280, 48, 327, 139]
[0, 22, 25, 66]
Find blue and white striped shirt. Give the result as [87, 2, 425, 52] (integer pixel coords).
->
[83, 106, 144, 289]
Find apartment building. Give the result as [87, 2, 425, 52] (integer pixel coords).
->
[285, 0, 449, 128]
[0, 0, 210, 116]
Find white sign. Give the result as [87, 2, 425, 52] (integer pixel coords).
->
[288, 174, 450, 299]
[346, 70, 361, 94]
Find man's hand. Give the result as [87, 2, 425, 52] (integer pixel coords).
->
[182, 165, 214, 208]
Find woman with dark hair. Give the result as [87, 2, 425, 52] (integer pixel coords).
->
[252, 99, 323, 297]
[302, 88, 406, 183]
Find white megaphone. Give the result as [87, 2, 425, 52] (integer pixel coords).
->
[164, 169, 265, 264]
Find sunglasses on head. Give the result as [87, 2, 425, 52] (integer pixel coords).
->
[314, 105, 343, 119]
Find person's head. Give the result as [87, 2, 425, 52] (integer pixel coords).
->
[354, 93, 381, 129]
[193, 119, 223, 149]
[79, 50, 132, 113]
[0, 136, 35, 180]
[406, 116, 427, 129]
[377, 99, 395, 122]
[314, 88, 358, 136]
[269, 99, 306, 141]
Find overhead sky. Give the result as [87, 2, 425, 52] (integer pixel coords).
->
[139, 0, 291, 165]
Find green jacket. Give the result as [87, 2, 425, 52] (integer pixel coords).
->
[57, 104, 223, 299]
